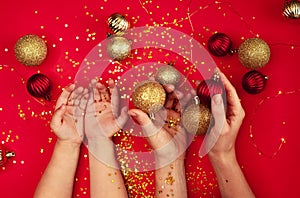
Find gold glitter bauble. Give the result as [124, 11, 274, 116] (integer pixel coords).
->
[14, 34, 47, 66]
[283, 1, 300, 19]
[182, 103, 211, 135]
[155, 65, 181, 86]
[107, 13, 130, 35]
[107, 36, 131, 61]
[238, 38, 270, 69]
[132, 81, 166, 114]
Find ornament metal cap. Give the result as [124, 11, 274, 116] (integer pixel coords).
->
[283, 0, 300, 19]
[6, 151, 15, 158]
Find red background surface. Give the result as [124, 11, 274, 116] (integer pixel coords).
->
[0, 0, 299, 197]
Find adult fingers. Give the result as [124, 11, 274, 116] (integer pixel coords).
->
[180, 93, 192, 109]
[163, 84, 175, 109]
[199, 94, 226, 157]
[217, 69, 242, 110]
[211, 94, 226, 133]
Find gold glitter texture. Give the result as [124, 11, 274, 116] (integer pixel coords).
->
[238, 38, 270, 69]
[164, 172, 175, 185]
[155, 65, 181, 86]
[107, 36, 131, 61]
[14, 34, 47, 66]
[165, 116, 180, 130]
[132, 81, 166, 114]
[182, 103, 211, 135]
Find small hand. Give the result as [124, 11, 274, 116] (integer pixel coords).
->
[50, 84, 84, 146]
[84, 79, 128, 141]
[129, 85, 191, 166]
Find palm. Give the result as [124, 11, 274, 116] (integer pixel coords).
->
[129, 88, 191, 165]
[160, 109, 187, 159]
[50, 84, 85, 145]
[57, 111, 80, 141]
[85, 101, 121, 139]
[82, 79, 127, 141]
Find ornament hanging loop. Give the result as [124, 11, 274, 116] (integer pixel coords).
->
[228, 49, 238, 56]
[193, 96, 200, 105]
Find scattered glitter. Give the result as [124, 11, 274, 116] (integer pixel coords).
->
[249, 88, 300, 158]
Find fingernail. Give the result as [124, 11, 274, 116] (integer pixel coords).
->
[129, 112, 136, 117]
[213, 94, 222, 105]
[214, 67, 220, 73]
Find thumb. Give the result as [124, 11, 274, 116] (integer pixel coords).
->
[128, 109, 160, 137]
[211, 94, 226, 134]
[50, 104, 67, 131]
[199, 94, 226, 157]
[116, 106, 129, 129]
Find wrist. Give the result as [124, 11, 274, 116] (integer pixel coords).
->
[155, 157, 185, 170]
[208, 150, 237, 167]
[56, 139, 81, 150]
[88, 138, 115, 154]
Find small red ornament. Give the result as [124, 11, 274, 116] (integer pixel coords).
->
[207, 33, 234, 57]
[0, 145, 15, 166]
[197, 72, 224, 106]
[242, 70, 268, 94]
[26, 73, 52, 100]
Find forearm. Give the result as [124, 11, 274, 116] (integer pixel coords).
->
[209, 151, 255, 198]
[88, 140, 128, 198]
[34, 140, 80, 198]
[155, 159, 187, 198]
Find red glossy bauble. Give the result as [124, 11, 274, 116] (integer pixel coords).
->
[207, 33, 233, 57]
[0, 145, 15, 166]
[196, 72, 224, 106]
[242, 70, 268, 94]
[26, 73, 52, 100]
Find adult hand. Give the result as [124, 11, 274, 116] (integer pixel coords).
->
[205, 69, 245, 159]
[204, 69, 254, 198]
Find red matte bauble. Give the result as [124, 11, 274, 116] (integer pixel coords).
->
[242, 70, 268, 94]
[207, 33, 232, 57]
[0, 145, 15, 166]
[26, 73, 52, 100]
[197, 73, 224, 106]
